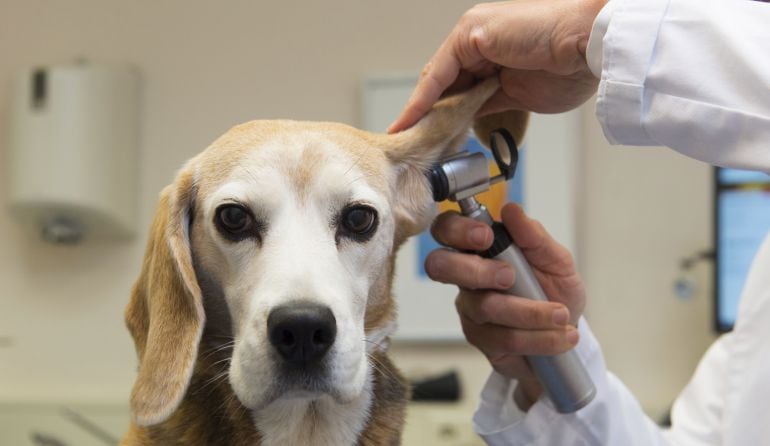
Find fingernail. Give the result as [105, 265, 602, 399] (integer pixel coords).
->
[566, 327, 579, 345]
[470, 227, 488, 247]
[495, 267, 514, 288]
[552, 308, 569, 326]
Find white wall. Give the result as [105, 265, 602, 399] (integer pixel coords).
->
[579, 110, 717, 417]
[0, 0, 717, 427]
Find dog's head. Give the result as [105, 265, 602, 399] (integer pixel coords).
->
[125, 78, 528, 426]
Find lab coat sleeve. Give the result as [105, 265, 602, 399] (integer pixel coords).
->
[661, 334, 730, 445]
[473, 319, 733, 445]
[473, 319, 666, 446]
[588, 0, 770, 172]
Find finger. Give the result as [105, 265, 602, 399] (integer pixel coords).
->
[425, 249, 515, 290]
[485, 352, 538, 384]
[388, 43, 462, 133]
[431, 211, 493, 251]
[500, 203, 576, 276]
[460, 312, 579, 356]
[443, 70, 477, 96]
[456, 291, 570, 329]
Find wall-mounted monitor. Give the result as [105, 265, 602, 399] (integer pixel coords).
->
[714, 168, 770, 332]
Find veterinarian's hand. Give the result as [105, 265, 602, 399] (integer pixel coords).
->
[388, 0, 606, 133]
[424, 203, 585, 410]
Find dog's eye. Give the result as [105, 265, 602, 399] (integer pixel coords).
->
[343, 206, 377, 234]
[338, 205, 378, 242]
[215, 204, 256, 239]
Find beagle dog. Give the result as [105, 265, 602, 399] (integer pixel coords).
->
[121, 78, 528, 446]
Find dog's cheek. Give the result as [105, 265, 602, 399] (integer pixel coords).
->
[328, 318, 369, 402]
[337, 350, 371, 402]
[229, 336, 274, 409]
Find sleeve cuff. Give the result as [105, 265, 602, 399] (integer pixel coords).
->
[586, 0, 617, 78]
[593, 0, 671, 146]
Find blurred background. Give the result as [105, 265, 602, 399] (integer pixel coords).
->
[0, 1, 723, 444]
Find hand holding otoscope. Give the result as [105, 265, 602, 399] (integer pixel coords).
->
[426, 130, 595, 412]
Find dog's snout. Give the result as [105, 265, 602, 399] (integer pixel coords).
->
[267, 302, 337, 366]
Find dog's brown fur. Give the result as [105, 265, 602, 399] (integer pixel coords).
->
[121, 78, 528, 445]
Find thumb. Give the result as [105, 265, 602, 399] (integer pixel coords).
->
[500, 203, 575, 275]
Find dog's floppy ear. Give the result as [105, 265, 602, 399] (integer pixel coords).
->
[124, 164, 203, 426]
[378, 78, 529, 242]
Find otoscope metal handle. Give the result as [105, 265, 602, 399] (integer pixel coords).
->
[461, 200, 596, 413]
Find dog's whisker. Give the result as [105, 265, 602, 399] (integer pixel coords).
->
[199, 340, 236, 362]
[211, 356, 233, 367]
[343, 172, 377, 189]
[366, 353, 402, 385]
[198, 355, 234, 378]
[194, 370, 230, 397]
[200, 341, 235, 354]
[215, 389, 243, 418]
[342, 147, 368, 178]
[362, 339, 387, 351]
[211, 341, 236, 352]
[234, 395, 249, 420]
[237, 162, 261, 186]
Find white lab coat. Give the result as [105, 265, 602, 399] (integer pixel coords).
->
[473, 0, 770, 444]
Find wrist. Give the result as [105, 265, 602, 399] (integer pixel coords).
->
[577, 0, 610, 60]
[512, 379, 543, 412]
[549, 0, 609, 76]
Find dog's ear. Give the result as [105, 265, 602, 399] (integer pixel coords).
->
[124, 164, 203, 426]
[378, 78, 529, 242]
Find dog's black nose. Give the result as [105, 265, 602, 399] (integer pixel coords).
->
[267, 302, 337, 366]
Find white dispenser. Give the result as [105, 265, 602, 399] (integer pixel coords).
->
[6, 62, 139, 243]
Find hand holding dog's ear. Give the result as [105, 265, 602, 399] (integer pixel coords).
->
[378, 78, 529, 242]
[388, 0, 605, 133]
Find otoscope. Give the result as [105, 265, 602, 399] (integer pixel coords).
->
[427, 129, 596, 413]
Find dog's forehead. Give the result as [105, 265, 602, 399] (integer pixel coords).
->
[194, 120, 390, 198]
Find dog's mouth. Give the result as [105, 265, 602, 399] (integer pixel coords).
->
[267, 364, 339, 402]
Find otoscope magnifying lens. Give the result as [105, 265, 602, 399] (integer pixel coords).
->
[491, 132, 512, 167]
[489, 128, 519, 181]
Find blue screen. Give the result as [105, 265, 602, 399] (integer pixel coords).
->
[716, 168, 770, 330]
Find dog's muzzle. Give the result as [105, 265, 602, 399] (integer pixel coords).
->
[267, 301, 337, 367]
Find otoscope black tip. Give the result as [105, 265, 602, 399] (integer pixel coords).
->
[427, 165, 450, 202]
